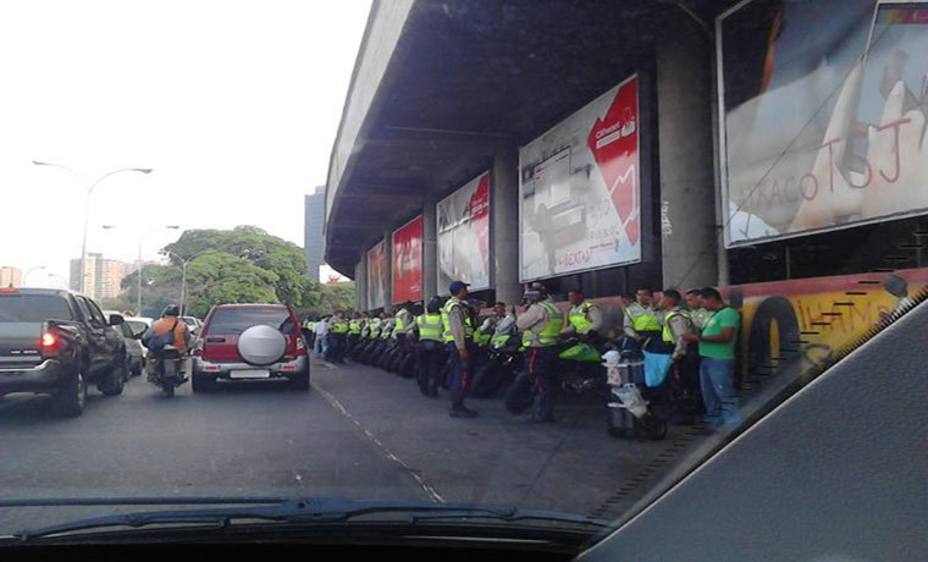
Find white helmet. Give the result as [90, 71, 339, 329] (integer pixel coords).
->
[601, 350, 621, 367]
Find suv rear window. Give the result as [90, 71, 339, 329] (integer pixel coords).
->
[206, 307, 295, 335]
[0, 294, 73, 323]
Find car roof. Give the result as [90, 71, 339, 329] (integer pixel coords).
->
[211, 303, 288, 309]
[0, 287, 79, 297]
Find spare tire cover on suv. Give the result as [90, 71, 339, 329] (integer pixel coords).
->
[237, 325, 288, 366]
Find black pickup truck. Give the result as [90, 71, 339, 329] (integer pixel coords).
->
[0, 287, 137, 416]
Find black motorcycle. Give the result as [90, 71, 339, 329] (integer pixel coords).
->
[147, 345, 188, 398]
[471, 333, 523, 398]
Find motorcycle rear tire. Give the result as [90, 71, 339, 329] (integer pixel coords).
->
[470, 362, 497, 398]
[504, 371, 534, 414]
[399, 354, 416, 379]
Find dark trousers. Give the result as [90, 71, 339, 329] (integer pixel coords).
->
[445, 342, 470, 409]
[328, 334, 346, 362]
[416, 340, 444, 394]
[347, 334, 359, 356]
[527, 346, 559, 421]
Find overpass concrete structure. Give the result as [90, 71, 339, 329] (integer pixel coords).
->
[324, 0, 749, 310]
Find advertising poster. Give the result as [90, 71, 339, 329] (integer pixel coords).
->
[437, 172, 491, 294]
[519, 75, 641, 282]
[392, 215, 423, 304]
[366, 240, 386, 310]
[719, 0, 928, 246]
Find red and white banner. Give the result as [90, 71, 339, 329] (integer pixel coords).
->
[392, 215, 423, 304]
[366, 240, 387, 310]
[519, 75, 641, 281]
[437, 172, 491, 294]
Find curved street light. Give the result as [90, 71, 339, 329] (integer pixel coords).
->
[33, 161, 152, 294]
[101, 224, 180, 315]
[164, 249, 216, 316]
[23, 266, 46, 286]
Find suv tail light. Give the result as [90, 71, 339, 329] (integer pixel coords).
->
[40, 323, 63, 359]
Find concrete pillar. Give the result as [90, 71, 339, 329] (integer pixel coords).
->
[492, 145, 522, 305]
[656, 13, 719, 290]
[383, 229, 394, 313]
[354, 256, 367, 312]
[422, 197, 438, 302]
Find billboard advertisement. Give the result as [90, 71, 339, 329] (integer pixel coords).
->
[437, 172, 491, 294]
[718, 0, 928, 246]
[392, 215, 423, 304]
[519, 75, 641, 282]
[366, 240, 386, 310]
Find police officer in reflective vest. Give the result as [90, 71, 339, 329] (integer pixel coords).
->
[347, 313, 362, 357]
[685, 289, 712, 330]
[442, 281, 478, 418]
[416, 296, 445, 397]
[563, 289, 603, 345]
[516, 282, 565, 422]
[624, 288, 662, 352]
[393, 304, 414, 341]
[328, 310, 349, 363]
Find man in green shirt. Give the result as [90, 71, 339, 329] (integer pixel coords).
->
[684, 287, 741, 428]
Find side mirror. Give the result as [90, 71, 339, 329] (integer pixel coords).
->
[109, 314, 125, 326]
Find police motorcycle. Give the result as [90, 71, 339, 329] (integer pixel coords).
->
[356, 320, 380, 364]
[370, 318, 395, 369]
[384, 324, 417, 379]
[555, 336, 607, 396]
[602, 336, 670, 441]
[470, 315, 523, 398]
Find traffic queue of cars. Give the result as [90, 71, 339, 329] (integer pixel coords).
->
[0, 287, 227, 417]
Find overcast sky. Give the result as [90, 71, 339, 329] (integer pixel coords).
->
[0, 0, 370, 288]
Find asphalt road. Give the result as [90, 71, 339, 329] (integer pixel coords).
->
[0, 357, 712, 535]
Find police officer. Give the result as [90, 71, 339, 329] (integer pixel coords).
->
[516, 282, 565, 423]
[328, 310, 349, 363]
[394, 303, 415, 341]
[347, 313, 363, 358]
[563, 289, 603, 344]
[624, 288, 662, 351]
[685, 289, 712, 330]
[416, 296, 445, 397]
[442, 280, 478, 418]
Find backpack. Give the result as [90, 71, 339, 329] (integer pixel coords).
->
[146, 319, 178, 351]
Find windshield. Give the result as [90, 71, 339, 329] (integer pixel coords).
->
[206, 307, 294, 335]
[0, 294, 72, 323]
[1, 0, 924, 551]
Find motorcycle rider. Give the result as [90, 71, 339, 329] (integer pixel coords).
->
[442, 280, 478, 418]
[624, 288, 662, 352]
[144, 304, 190, 381]
[416, 296, 446, 397]
[516, 282, 565, 423]
[563, 289, 603, 345]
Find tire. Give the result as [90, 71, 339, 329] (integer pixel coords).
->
[52, 372, 87, 417]
[99, 365, 126, 397]
[401, 354, 417, 379]
[637, 412, 669, 441]
[290, 371, 310, 391]
[607, 408, 630, 438]
[470, 362, 497, 398]
[504, 371, 535, 414]
[162, 384, 175, 398]
[191, 374, 215, 393]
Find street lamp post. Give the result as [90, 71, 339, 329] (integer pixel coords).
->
[164, 250, 214, 316]
[102, 225, 179, 316]
[23, 266, 46, 286]
[32, 162, 152, 294]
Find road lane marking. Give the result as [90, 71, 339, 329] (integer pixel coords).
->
[313, 383, 445, 503]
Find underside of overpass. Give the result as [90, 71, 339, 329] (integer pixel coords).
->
[325, 0, 730, 282]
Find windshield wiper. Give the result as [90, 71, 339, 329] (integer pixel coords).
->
[0, 496, 611, 541]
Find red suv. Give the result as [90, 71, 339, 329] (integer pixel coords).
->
[191, 304, 309, 392]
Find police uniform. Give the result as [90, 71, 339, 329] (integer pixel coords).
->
[567, 300, 603, 343]
[347, 318, 362, 356]
[415, 311, 445, 396]
[329, 316, 349, 363]
[442, 296, 475, 413]
[624, 302, 662, 352]
[516, 297, 564, 422]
